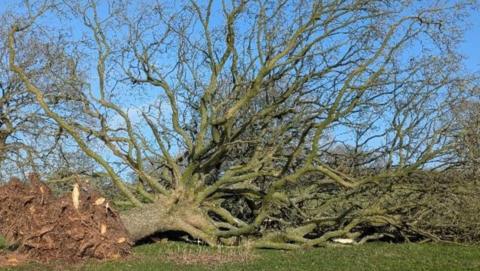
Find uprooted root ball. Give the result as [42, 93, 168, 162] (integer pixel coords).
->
[0, 174, 132, 262]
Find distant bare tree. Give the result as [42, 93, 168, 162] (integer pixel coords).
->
[452, 87, 480, 174]
[0, 7, 90, 179]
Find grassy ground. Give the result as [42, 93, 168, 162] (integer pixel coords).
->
[4, 242, 480, 271]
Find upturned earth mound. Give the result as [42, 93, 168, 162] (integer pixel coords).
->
[0, 174, 132, 263]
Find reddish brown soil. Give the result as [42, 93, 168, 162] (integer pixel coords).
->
[0, 174, 132, 263]
[0, 251, 29, 267]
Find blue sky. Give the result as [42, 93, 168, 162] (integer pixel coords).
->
[461, 11, 480, 72]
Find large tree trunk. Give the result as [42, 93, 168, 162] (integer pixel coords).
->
[119, 200, 218, 246]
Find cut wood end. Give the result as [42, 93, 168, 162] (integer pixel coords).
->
[7, 257, 19, 263]
[117, 237, 127, 244]
[94, 197, 106, 205]
[100, 224, 107, 235]
[72, 184, 80, 210]
[332, 238, 355, 244]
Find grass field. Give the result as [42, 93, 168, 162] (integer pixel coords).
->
[4, 242, 480, 271]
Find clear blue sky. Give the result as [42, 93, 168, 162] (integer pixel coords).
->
[461, 11, 480, 72]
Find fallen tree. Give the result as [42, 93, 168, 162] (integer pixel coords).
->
[1, 168, 478, 263]
[5, 0, 479, 250]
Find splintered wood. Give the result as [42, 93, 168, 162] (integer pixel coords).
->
[72, 183, 80, 210]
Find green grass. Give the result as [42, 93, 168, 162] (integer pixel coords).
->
[4, 242, 480, 271]
[0, 236, 7, 250]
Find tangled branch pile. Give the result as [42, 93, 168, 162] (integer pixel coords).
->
[0, 175, 131, 261]
[272, 170, 480, 246]
[397, 171, 480, 243]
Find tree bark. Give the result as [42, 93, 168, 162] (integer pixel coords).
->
[119, 201, 218, 246]
[119, 203, 174, 242]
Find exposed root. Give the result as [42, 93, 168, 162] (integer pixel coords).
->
[0, 174, 132, 262]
